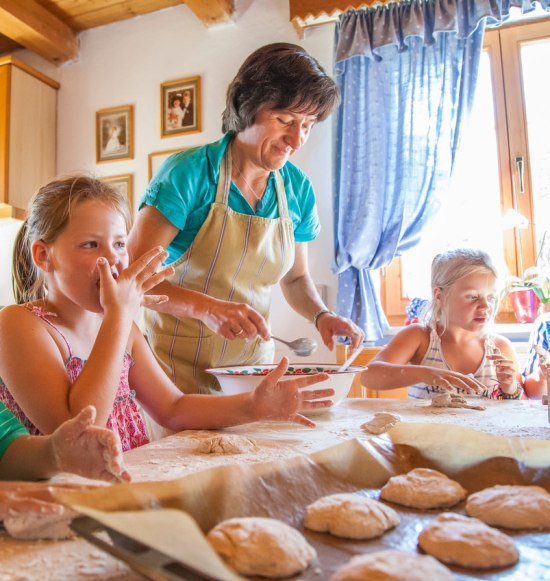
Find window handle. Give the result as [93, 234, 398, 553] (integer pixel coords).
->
[515, 156, 525, 194]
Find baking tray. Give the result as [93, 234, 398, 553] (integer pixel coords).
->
[57, 423, 550, 580]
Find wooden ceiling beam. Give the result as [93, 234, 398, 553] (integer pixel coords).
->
[0, 0, 78, 63]
[184, 0, 234, 26]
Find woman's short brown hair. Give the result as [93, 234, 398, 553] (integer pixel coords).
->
[222, 43, 340, 133]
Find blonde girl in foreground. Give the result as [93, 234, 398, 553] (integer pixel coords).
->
[0, 176, 332, 451]
[361, 249, 527, 399]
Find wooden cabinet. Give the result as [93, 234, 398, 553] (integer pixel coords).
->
[0, 57, 58, 219]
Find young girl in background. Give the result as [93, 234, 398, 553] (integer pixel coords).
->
[361, 249, 524, 399]
[0, 177, 332, 451]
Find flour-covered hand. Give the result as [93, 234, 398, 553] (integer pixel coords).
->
[251, 357, 332, 427]
[51, 406, 131, 483]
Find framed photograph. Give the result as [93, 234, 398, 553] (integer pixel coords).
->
[102, 174, 133, 213]
[96, 105, 134, 163]
[148, 147, 187, 181]
[161, 76, 201, 138]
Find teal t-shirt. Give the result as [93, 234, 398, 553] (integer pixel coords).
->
[140, 134, 321, 264]
[0, 402, 28, 459]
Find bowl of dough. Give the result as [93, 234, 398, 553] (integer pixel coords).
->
[205, 363, 363, 414]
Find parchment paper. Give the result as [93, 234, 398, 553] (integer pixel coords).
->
[56, 423, 550, 580]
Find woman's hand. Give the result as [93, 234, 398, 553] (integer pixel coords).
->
[487, 351, 518, 394]
[50, 406, 131, 483]
[424, 368, 485, 394]
[202, 297, 270, 341]
[0, 482, 73, 520]
[251, 357, 333, 427]
[317, 312, 364, 351]
[98, 246, 174, 318]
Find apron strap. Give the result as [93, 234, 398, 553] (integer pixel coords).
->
[215, 141, 232, 205]
[274, 171, 290, 220]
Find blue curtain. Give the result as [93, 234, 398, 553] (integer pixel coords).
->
[333, 0, 549, 342]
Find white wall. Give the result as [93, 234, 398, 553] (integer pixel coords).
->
[12, 0, 339, 362]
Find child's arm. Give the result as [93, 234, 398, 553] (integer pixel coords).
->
[128, 328, 333, 429]
[0, 406, 130, 482]
[523, 346, 549, 399]
[360, 325, 484, 393]
[0, 248, 172, 433]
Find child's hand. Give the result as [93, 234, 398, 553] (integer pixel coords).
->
[51, 406, 131, 483]
[487, 350, 517, 394]
[251, 357, 333, 427]
[535, 346, 550, 377]
[426, 368, 485, 394]
[97, 246, 174, 318]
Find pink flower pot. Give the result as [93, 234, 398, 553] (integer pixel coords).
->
[509, 289, 541, 324]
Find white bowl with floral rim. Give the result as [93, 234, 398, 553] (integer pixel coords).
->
[205, 363, 364, 414]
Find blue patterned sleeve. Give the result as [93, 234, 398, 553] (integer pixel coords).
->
[522, 315, 550, 379]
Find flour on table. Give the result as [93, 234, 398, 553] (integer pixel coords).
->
[331, 550, 455, 581]
[3, 508, 78, 540]
[380, 468, 467, 509]
[361, 412, 402, 434]
[418, 512, 519, 569]
[304, 493, 399, 540]
[430, 392, 486, 411]
[207, 517, 316, 578]
[466, 484, 550, 530]
[195, 434, 258, 455]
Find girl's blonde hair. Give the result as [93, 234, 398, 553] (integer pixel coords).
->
[13, 175, 131, 304]
[423, 248, 499, 330]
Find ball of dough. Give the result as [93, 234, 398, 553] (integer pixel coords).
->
[331, 550, 454, 581]
[304, 493, 399, 539]
[466, 485, 550, 530]
[361, 412, 402, 435]
[3, 511, 76, 540]
[196, 434, 258, 455]
[380, 468, 467, 509]
[207, 517, 316, 578]
[418, 512, 519, 569]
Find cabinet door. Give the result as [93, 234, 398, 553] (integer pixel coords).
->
[0, 65, 9, 211]
[8, 66, 56, 213]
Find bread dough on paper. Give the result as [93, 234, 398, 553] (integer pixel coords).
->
[3, 510, 77, 540]
[430, 393, 486, 411]
[196, 434, 258, 455]
[466, 485, 550, 530]
[304, 493, 399, 539]
[207, 517, 316, 578]
[380, 468, 467, 509]
[331, 550, 454, 581]
[361, 412, 402, 434]
[418, 512, 519, 569]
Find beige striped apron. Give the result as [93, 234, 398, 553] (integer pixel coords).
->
[145, 143, 295, 396]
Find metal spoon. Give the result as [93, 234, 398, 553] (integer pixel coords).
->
[272, 336, 318, 357]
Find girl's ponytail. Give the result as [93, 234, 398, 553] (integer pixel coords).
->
[12, 219, 44, 304]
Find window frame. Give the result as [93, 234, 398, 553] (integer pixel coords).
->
[380, 17, 550, 325]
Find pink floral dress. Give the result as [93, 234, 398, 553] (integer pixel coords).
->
[0, 305, 149, 451]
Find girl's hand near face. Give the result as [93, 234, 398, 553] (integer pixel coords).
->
[97, 246, 174, 319]
[250, 357, 333, 427]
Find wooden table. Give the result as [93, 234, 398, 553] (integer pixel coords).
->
[0, 398, 548, 580]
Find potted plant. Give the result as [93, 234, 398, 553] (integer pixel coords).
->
[505, 267, 550, 323]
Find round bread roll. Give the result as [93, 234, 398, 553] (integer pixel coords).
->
[361, 412, 402, 434]
[207, 517, 316, 578]
[331, 550, 454, 581]
[380, 468, 467, 509]
[466, 485, 550, 530]
[418, 512, 519, 569]
[304, 493, 399, 539]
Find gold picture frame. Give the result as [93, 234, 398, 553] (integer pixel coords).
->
[96, 105, 134, 163]
[161, 76, 201, 138]
[148, 148, 188, 181]
[101, 174, 134, 214]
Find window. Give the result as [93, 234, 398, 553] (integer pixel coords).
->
[380, 16, 550, 325]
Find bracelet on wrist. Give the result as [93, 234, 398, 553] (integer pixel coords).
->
[498, 382, 523, 400]
[312, 309, 334, 329]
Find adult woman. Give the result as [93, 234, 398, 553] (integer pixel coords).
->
[128, 43, 363, 394]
